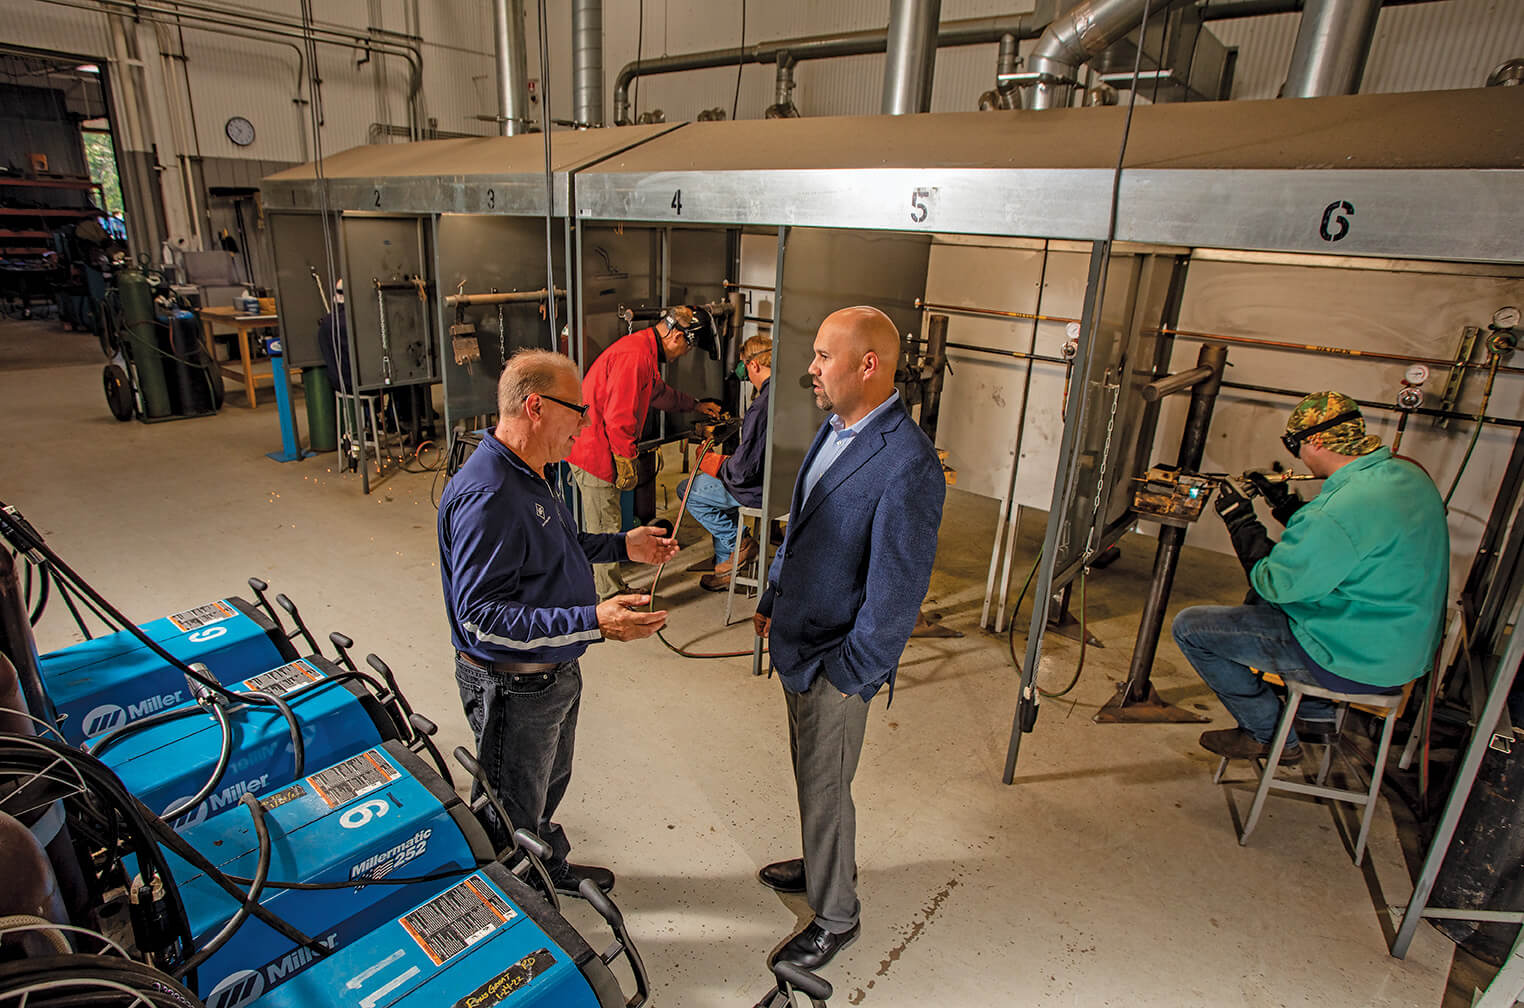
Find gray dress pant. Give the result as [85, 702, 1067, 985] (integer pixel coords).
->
[785, 675, 871, 933]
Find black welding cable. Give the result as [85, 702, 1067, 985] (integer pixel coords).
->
[0, 508, 253, 707]
[223, 860, 486, 891]
[28, 558, 48, 625]
[0, 955, 203, 1008]
[52, 573, 95, 640]
[240, 689, 305, 778]
[0, 736, 197, 966]
[159, 701, 233, 822]
[85, 703, 207, 758]
[137, 791, 329, 962]
[170, 794, 270, 981]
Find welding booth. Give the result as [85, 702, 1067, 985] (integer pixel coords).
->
[259, 123, 732, 499]
[259, 87, 1524, 966]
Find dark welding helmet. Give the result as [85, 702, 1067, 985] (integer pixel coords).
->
[663, 305, 719, 360]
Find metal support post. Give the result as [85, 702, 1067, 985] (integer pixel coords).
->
[1095, 342, 1226, 723]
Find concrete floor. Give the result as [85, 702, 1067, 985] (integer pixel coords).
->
[2, 317, 1482, 1006]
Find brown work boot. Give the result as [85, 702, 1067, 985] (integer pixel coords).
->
[1199, 727, 1302, 764]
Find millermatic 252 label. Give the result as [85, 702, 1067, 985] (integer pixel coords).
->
[167, 600, 237, 632]
[399, 876, 516, 966]
[306, 750, 399, 809]
[241, 660, 324, 696]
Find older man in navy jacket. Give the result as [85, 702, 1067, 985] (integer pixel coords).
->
[753, 306, 946, 971]
[439, 349, 677, 898]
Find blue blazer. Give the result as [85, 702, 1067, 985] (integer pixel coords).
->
[757, 396, 945, 701]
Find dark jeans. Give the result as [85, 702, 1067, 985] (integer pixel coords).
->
[454, 654, 581, 870]
[1171, 603, 1338, 746]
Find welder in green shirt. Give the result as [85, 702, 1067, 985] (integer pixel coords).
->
[1172, 390, 1449, 763]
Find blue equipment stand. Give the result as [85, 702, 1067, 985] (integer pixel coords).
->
[265, 335, 315, 463]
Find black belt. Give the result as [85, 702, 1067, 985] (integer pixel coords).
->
[457, 652, 559, 676]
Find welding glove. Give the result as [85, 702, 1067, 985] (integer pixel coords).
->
[1246, 465, 1305, 526]
[613, 454, 638, 491]
[1215, 481, 1274, 578]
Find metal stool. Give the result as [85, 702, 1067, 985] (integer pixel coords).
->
[335, 390, 385, 493]
[724, 506, 785, 626]
[1215, 674, 1409, 865]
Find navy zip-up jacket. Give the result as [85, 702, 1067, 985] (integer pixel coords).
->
[439, 432, 628, 664]
[719, 378, 769, 509]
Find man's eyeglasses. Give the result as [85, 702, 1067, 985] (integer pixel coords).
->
[536, 393, 589, 417]
[1281, 410, 1358, 457]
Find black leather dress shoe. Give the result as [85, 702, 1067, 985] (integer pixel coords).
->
[551, 863, 615, 897]
[758, 858, 806, 893]
[770, 920, 859, 970]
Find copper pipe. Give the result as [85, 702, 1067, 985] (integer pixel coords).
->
[916, 298, 1081, 326]
[1161, 326, 1524, 377]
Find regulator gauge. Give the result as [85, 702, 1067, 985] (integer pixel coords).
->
[1403, 364, 1429, 386]
[1493, 306, 1521, 330]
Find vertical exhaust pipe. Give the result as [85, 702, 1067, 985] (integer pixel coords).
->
[493, 0, 531, 135]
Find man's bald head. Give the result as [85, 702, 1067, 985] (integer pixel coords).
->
[810, 305, 902, 425]
[822, 306, 901, 373]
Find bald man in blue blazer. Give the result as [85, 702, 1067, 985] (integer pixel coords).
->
[753, 306, 946, 971]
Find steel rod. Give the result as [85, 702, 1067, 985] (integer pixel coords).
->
[1219, 379, 1524, 430]
[917, 298, 1080, 326]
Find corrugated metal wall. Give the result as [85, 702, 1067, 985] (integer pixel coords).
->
[6, 0, 1521, 158]
[1211, 0, 1524, 99]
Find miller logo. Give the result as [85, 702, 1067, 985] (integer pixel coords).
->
[534, 502, 549, 526]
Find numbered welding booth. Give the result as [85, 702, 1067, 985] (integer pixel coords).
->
[572, 87, 1524, 754]
[258, 124, 681, 491]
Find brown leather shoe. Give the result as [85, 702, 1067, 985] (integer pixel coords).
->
[699, 571, 731, 592]
[1199, 727, 1302, 764]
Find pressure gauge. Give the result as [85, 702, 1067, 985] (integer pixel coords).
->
[1492, 306, 1521, 330]
[1403, 364, 1429, 386]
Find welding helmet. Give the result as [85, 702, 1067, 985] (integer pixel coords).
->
[662, 305, 719, 360]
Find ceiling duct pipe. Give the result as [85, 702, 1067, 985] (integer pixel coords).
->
[1280, 0, 1382, 97]
[1024, 0, 1193, 110]
[882, 0, 942, 114]
[979, 33, 1021, 110]
[572, 0, 604, 126]
[765, 59, 802, 118]
[611, 14, 1044, 124]
[493, 0, 531, 135]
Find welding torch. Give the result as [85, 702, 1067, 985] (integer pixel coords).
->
[1202, 468, 1316, 499]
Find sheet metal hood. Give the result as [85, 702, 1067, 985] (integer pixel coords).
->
[573, 88, 1524, 263]
[260, 122, 681, 217]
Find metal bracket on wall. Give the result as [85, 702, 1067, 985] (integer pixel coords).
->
[1434, 326, 1480, 429]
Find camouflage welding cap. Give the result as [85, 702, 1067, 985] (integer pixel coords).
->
[1285, 391, 1382, 456]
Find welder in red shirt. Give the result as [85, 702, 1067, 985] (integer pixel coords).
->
[568, 306, 722, 598]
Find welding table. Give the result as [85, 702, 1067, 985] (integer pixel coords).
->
[196, 305, 278, 407]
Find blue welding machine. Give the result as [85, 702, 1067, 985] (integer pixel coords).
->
[248, 863, 629, 1008]
[172, 740, 495, 1008]
[94, 655, 399, 828]
[41, 595, 297, 746]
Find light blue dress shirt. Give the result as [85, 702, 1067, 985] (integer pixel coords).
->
[800, 391, 900, 504]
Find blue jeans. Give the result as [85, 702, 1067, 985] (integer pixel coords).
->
[677, 472, 741, 563]
[1171, 603, 1337, 746]
[454, 654, 581, 870]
